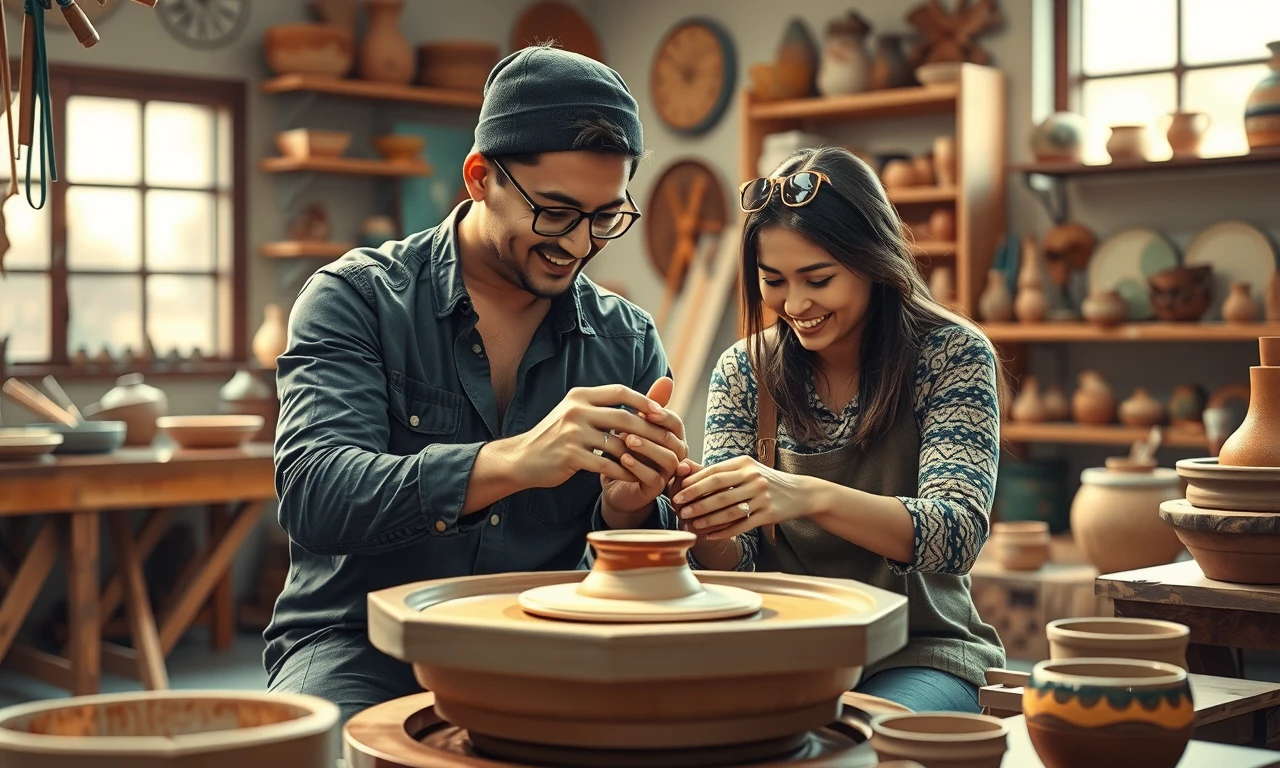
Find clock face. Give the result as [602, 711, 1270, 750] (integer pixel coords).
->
[651, 19, 736, 135]
[157, 0, 248, 49]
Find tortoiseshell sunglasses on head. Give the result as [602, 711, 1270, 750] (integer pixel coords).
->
[738, 170, 830, 213]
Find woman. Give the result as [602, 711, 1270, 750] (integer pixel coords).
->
[670, 146, 1006, 713]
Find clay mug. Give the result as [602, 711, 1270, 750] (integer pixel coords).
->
[1105, 124, 1149, 162]
[1163, 111, 1210, 157]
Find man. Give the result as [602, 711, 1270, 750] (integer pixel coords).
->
[264, 45, 689, 723]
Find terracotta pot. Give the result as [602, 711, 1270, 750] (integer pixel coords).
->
[1164, 111, 1210, 157]
[870, 713, 1008, 768]
[1042, 383, 1070, 422]
[1012, 376, 1047, 423]
[1160, 498, 1280, 584]
[816, 11, 872, 97]
[1024, 659, 1192, 768]
[1119, 387, 1165, 428]
[357, 0, 414, 84]
[933, 135, 956, 187]
[1218, 337, 1280, 467]
[84, 373, 168, 447]
[263, 23, 353, 78]
[928, 208, 955, 242]
[912, 153, 935, 186]
[1222, 281, 1258, 323]
[1081, 289, 1126, 327]
[1105, 124, 1149, 161]
[881, 159, 916, 190]
[1148, 265, 1212, 322]
[992, 521, 1050, 571]
[1069, 465, 1184, 574]
[868, 33, 911, 90]
[1071, 370, 1116, 425]
[252, 304, 288, 370]
[1245, 41, 1280, 150]
[1046, 617, 1190, 669]
[978, 270, 1013, 322]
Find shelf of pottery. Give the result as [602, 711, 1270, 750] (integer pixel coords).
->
[257, 0, 492, 261]
[740, 10, 1005, 322]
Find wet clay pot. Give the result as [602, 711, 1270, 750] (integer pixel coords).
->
[870, 712, 1008, 768]
[1070, 466, 1184, 574]
[1024, 659, 1193, 768]
[1218, 337, 1280, 467]
[1046, 617, 1190, 669]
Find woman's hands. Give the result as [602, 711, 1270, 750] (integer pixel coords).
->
[672, 455, 813, 540]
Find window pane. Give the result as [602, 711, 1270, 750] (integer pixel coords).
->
[1081, 73, 1178, 163]
[66, 96, 141, 185]
[68, 274, 142, 359]
[2, 193, 51, 269]
[1182, 0, 1280, 66]
[217, 107, 232, 190]
[146, 275, 216, 356]
[0, 273, 50, 362]
[146, 190, 215, 271]
[1183, 63, 1271, 156]
[1082, 0, 1177, 76]
[66, 186, 142, 270]
[145, 101, 215, 188]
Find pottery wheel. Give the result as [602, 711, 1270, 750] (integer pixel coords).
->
[517, 580, 763, 623]
[344, 692, 895, 768]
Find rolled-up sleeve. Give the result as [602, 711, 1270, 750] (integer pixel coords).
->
[274, 272, 481, 556]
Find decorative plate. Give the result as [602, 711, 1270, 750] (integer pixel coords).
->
[1086, 227, 1179, 320]
[1182, 220, 1278, 321]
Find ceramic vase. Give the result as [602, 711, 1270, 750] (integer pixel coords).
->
[1119, 387, 1165, 428]
[357, 0, 414, 84]
[1105, 124, 1149, 162]
[1043, 383, 1070, 422]
[978, 269, 1013, 322]
[1014, 235, 1048, 323]
[933, 135, 956, 187]
[252, 304, 289, 370]
[1217, 336, 1280, 467]
[1081, 289, 1126, 328]
[1024, 659, 1193, 768]
[1164, 111, 1209, 157]
[868, 34, 911, 90]
[816, 11, 871, 96]
[1222, 281, 1258, 322]
[1070, 465, 1185, 574]
[1071, 370, 1116, 425]
[1245, 41, 1280, 150]
[1030, 112, 1086, 163]
[1012, 376, 1048, 423]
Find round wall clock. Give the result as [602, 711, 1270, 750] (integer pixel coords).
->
[156, 0, 248, 49]
[650, 17, 736, 135]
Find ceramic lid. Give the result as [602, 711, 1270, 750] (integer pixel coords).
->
[99, 372, 166, 410]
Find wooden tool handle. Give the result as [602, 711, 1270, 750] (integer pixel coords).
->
[42, 375, 82, 422]
[3, 377, 78, 427]
[17, 14, 34, 148]
[61, 2, 100, 48]
[130, 0, 159, 5]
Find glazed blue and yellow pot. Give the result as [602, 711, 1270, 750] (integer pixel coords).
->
[1245, 41, 1280, 150]
[1023, 658, 1193, 768]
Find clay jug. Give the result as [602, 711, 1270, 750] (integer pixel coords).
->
[1222, 281, 1258, 322]
[1119, 387, 1165, 428]
[91, 373, 168, 447]
[1070, 465, 1185, 574]
[978, 269, 1013, 322]
[1014, 235, 1048, 323]
[1245, 41, 1280, 150]
[1043, 382, 1070, 422]
[1012, 375, 1047, 423]
[1081, 289, 1126, 328]
[1266, 273, 1280, 321]
[868, 33, 910, 90]
[357, 0, 414, 84]
[1217, 336, 1280, 467]
[1072, 370, 1116, 424]
[816, 11, 871, 96]
[252, 304, 289, 370]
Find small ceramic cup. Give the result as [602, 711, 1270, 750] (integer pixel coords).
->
[870, 712, 1009, 768]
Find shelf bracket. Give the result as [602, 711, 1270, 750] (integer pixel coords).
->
[1022, 172, 1068, 224]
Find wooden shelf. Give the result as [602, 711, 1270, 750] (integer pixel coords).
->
[983, 321, 1280, 343]
[259, 74, 484, 109]
[889, 186, 957, 204]
[748, 83, 957, 122]
[260, 241, 353, 259]
[259, 157, 432, 176]
[1011, 147, 1280, 177]
[911, 241, 956, 257]
[1002, 421, 1208, 448]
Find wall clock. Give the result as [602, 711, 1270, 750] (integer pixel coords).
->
[156, 0, 248, 49]
[643, 159, 727, 328]
[650, 17, 736, 135]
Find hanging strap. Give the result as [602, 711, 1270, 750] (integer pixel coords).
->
[22, 0, 59, 210]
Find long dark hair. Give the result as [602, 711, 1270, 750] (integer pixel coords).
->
[741, 145, 1007, 449]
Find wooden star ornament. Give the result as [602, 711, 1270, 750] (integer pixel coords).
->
[906, 0, 1003, 67]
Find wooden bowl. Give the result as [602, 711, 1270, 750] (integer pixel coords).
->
[157, 415, 264, 449]
[263, 23, 353, 78]
[0, 690, 338, 768]
[1176, 457, 1280, 512]
[1046, 617, 1190, 669]
[372, 134, 427, 165]
[366, 562, 909, 752]
[1160, 498, 1280, 584]
[276, 128, 351, 160]
[416, 41, 499, 91]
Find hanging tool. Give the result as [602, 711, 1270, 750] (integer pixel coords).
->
[0, 0, 16, 275]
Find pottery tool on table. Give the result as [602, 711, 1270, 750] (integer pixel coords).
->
[2, 376, 77, 426]
[41, 374, 82, 423]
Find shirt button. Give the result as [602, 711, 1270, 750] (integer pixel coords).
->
[434, 520, 446, 532]
[409, 415, 420, 427]
[471, 343, 483, 355]
[489, 514, 500, 526]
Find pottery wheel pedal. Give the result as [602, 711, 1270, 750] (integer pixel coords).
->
[358, 529, 909, 767]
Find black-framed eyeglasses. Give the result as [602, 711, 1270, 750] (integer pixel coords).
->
[492, 158, 641, 239]
[739, 171, 830, 213]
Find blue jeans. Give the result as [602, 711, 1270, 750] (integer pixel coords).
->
[855, 666, 981, 713]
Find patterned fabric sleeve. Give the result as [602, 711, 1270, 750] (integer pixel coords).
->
[891, 324, 1001, 576]
[687, 343, 759, 572]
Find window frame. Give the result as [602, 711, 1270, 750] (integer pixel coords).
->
[3, 62, 247, 379]
[1052, 0, 1271, 113]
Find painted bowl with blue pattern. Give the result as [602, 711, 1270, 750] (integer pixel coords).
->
[1023, 658, 1192, 768]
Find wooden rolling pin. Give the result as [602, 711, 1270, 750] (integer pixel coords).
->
[3, 377, 78, 427]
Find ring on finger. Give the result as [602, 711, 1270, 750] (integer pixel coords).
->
[738, 501, 751, 518]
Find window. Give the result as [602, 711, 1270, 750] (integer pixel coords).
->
[0, 65, 245, 372]
[1059, 0, 1280, 163]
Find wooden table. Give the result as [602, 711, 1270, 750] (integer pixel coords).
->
[0, 444, 275, 695]
[1096, 560, 1280, 678]
[1000, 714, 1280, 766]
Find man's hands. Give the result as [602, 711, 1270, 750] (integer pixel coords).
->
[599, 377, 689, 517]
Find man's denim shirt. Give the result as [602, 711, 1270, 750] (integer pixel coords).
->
[264, 203, 675, 676]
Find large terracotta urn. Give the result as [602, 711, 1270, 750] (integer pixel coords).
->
[357, 0, 414, 84]
[1070, 465, 1185, 575]
[1245, 41, 1280, 150]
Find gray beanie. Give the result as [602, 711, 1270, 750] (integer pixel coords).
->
[475, 46, 643, 157]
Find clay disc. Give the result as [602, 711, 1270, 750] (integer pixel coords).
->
[517, 582, 762, 623]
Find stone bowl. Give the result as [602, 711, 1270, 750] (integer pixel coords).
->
[157, 415, 264, 450]
[869, 712, 1008, 768]
[1176, 457, 1280, 512]
[1159, 498, 1280, 584]
[1046, 617, 1190, 669]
